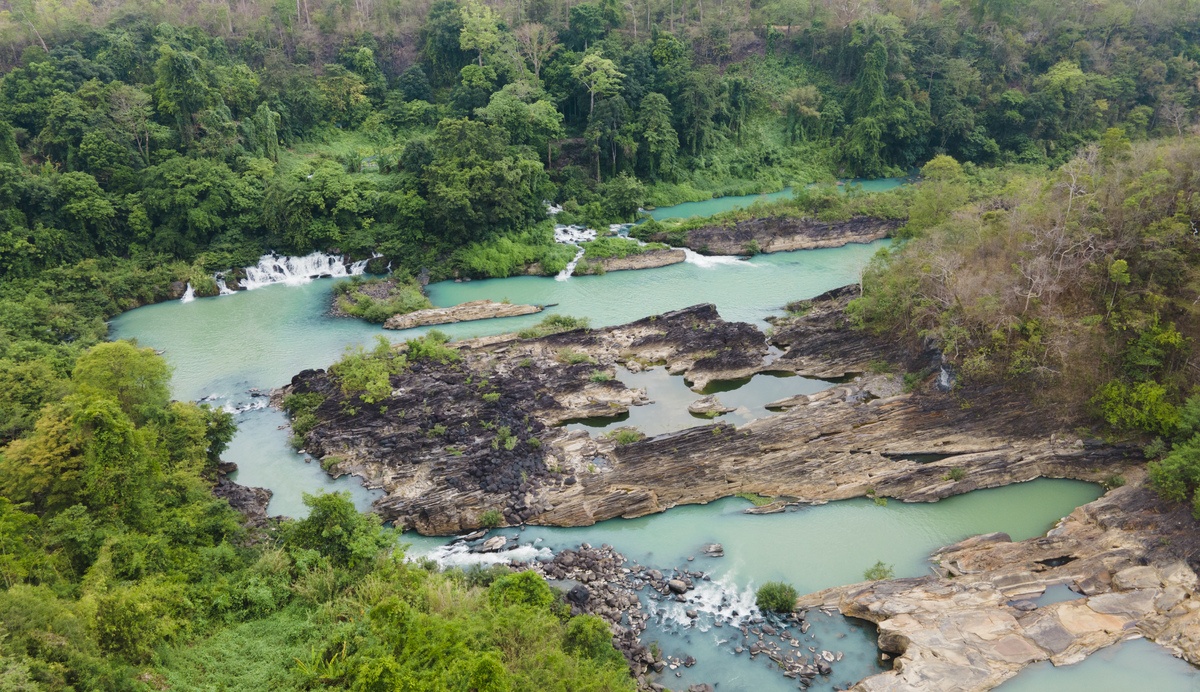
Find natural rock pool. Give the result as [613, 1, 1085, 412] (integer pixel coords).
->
[110, 236, 1200, 690]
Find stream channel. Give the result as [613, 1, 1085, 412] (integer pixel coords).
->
[109, 190, 1200, 691]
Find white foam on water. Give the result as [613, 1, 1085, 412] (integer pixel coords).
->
[417, 542, 552, 569]
[556, 246, 586, 281]
[683, 249, 753, 269]
[216, 277, 235, 295]
[180, 283, 195, 303]
[239, 252, 371, 290]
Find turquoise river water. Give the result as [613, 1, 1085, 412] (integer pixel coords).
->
[110, 192, 1199, 691]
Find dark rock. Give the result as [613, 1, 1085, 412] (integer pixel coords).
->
[567, 584, 591, 606]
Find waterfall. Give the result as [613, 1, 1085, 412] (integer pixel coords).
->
[553, 225, 598, 281]
[239, 252, 369, 290]
[556, 245, 586, 281]
[682, 249, 752, 269]
[215, 277, 235, 295]
[180, 283, 195, 303]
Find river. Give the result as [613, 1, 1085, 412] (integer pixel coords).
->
[109, 190, 1199, 691]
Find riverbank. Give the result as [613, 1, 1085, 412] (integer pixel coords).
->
[641, 216, 903, 256]
[798, 472, 1200, 691]
[280, 288, 1138, 535]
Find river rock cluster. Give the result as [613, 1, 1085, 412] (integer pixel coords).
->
[514, 544, 663, 686]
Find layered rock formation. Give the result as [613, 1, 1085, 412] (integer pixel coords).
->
[382, 299, 543, 330]
[797, 476, 1200, 691]
[283, 292, 1136, 535]
[577, 248, 687, 274]
[661, 216, 902, 255]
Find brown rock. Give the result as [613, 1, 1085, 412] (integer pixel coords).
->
[383, 300, 543, 330]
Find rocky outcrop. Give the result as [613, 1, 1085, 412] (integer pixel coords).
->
[382, 299, 544, 330]
[285, 304, 770, 533]
[687, 395, 733, 417]
[283, 292, 1137, 535]
[212, 464, 273, 531]
[679, 216, 902, 255]
[796, 476, 1200, 691]
[578, 248, 687, 274]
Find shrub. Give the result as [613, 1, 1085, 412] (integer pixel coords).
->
[479, 510, 503, 528]
[489, 570, 555, 609]
[863, 561, 895, 581]
[482, 392, 501, 402]
[405, 330, 459, 363]
[330, 336, 406, 404]
[943, 467, 966, 481]
[755, 581, 798, 613]
[564, 615, 625, 666]
[588, 370, 612, 382]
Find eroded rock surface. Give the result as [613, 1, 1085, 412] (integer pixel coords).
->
[284, 293, 1136, 535]
[383, 299, 544, 330]
[797, 478, 1200, 691]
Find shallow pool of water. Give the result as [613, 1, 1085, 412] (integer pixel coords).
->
[997, 637, 1200, 691]
[564, 368, 829, 437]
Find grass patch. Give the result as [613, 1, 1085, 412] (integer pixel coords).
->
[555, 348, 594, 365]
[604, 428, 645, 445]
[518, 314, 590, 339]
[864, 561, 895, 581]
[735, 492, 775, 506]
[581, 237, 668, 260]
[588, 370, 613, 382]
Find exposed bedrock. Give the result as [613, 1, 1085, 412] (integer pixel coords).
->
[282, 291, 1137, 536]
[798, 477, 1200, 691]
[681, 216, 902, 255]
[382, 299, 543, 330]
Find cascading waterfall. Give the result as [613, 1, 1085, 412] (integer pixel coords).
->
[180, 283, 195, 303]
[240, 252, 371, 290]
[216, 277, 235, 295]
[553, 225, 598, 281]
[556, 246, 586, 281]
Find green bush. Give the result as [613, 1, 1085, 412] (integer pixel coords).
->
[330, 336, 406, 404]
[405, 330, 459, 363]
[755, 581, 798, 613]
[479, 510, 503, 528]
[863, 561, 895, 581]
[332, 276, 432, 323]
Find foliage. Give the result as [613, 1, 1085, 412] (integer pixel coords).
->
[582, 237, 667, 260]
[863, 561, 895, 581]
[735, 493, 776, 507]
[604, 428, 644, 445]
[405, 330, 459, 364]
[330, 336, 407, 404]
[755, 581, 798, 613]
[517, 314, 590, 339]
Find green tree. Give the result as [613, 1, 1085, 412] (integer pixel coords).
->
[285, 491, 393, 569]
[572, 52, 624, 115]
[636, 92, 678, 180]
[907, 155, 966, 231]
[153, 45, 212, 143]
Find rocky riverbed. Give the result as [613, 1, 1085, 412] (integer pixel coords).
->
[280, 290, 1137, 535]
[576, 248, 688, 274]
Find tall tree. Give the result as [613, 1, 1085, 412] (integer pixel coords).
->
[572, 51, 624, 115]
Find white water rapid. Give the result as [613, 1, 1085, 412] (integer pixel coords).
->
[553, 225, 598, 281]
[239, 252, 371, 290]
[179, 283, 195, 303]
[682, 248, 753, 269]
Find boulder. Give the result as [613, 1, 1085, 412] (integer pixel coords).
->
[688, 395, 734, 417]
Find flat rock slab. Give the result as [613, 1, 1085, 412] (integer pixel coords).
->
[384, 300, 542, 330]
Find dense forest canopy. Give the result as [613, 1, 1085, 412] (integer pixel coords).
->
[3, 0, 1200, 688]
